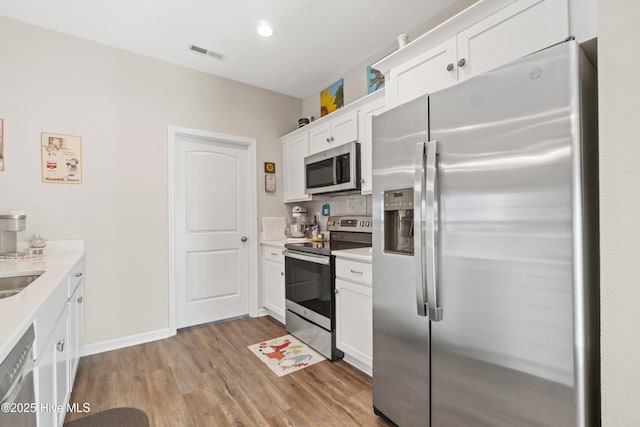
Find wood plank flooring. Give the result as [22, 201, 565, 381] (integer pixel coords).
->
[65, 316, 394, 426]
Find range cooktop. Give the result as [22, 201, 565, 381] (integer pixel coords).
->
[284, 215, 372, 256]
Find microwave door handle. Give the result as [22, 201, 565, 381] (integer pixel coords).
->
[414, 142, 428, 317]
[332, 157, 338, 185]
[426, 139, 443, 322]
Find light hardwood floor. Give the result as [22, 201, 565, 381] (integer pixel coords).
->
[65, 316, 394, 426]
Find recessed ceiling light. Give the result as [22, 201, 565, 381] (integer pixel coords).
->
[257, 22, 273, 38]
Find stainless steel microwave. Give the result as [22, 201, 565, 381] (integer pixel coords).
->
[304, 141, 361, 195]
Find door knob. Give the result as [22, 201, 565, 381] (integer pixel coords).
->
[241, 236, 248, 242]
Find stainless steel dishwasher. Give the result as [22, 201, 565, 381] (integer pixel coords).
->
[0, 325, 36, 427]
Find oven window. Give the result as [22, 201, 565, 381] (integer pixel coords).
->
[285, 256, 332, 319]
[306, 158, 335, 188]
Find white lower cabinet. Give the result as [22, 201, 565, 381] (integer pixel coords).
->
[37, 307, 69, 427]
[36, 257, 85, 427]
[261, 245, 285, 323]
[335, 257, 372, 375]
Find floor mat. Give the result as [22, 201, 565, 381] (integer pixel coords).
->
[247, 334, 325, 377]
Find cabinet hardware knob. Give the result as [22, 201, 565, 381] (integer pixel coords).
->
[78, 296, 83, 303]
[241, 236, 248, 242]
[326, 137, 330, 143]
[457, 58, 466, 67]
[334, 289, 339, 294]
[446, 63, 454, 71]
[361, 178, 365, 184]
[330, 136, 335, 142]
[280, 272, 284, 276]
[271, 252, 278, 256]
[74, 273, 83, 277]
[350, 269, 364, 275]
[57, 340, 65, 352]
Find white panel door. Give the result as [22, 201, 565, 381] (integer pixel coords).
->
[175, 135, 249, 328]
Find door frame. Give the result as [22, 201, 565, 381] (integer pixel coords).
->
[167, 125, 258, 331]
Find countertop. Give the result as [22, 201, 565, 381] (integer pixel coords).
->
[0, 241, 84, 361]
[332, 247, 373, 263]
[261, 238, 310, 248]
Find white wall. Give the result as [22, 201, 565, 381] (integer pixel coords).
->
[598, 0, 640, 424]
[0, 17, 301, 345]
[301, 0, 475, 118]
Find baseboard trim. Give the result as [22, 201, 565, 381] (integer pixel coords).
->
[342, 354, 372, 377]
[81, 328, 176, 357]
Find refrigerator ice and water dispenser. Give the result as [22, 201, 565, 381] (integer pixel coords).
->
[383, 188, 414, 255]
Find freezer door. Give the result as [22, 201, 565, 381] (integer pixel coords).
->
[429, 41, 595, 426]
[372, 96, 430, 426]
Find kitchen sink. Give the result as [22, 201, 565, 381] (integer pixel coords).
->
[0, 272, 44, 300]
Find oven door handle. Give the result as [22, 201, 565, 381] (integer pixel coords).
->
[283, 250, 330, 265]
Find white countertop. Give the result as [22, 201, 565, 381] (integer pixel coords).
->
[0, 241, 84, 361]
[261, 238, 310, 247]
[332, 247, 373, 263]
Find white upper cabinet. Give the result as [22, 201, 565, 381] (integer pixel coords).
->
[456, 0, 569, 82]
[282, 132, 311, 202]
[387, 37, 458, 108]
[375, 0, 571, 108]
[309, 111, 359, 155]
[358, 95, 386, 194]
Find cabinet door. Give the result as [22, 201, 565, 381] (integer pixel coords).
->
[37, 333, 56, 427]
[262, 257, 285, 323]
[456, 0, 569, 81]
[308, 123, 332, 155]
[282, 133, 311, 202]
[68, 281, 84, 386]
[37, 309, 69, 427]
[331, 111, 359, 146]
[358, 97, 385, 194]
[335, 278, 373, 373]
[54, 312, 70, 427]
[387, 37, 458, 107]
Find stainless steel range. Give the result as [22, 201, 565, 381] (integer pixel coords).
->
[284, 215, 372, 360]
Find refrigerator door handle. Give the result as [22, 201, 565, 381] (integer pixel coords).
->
[426, 139, 443, 321]
[414, 142, 428, 317]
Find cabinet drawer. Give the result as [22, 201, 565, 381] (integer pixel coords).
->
[335, 259, 372, 286]
[263, 248, 284, 264]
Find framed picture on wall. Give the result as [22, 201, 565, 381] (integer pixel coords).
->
[367, 65, 385, 93]
[320, 79, 344, 117]
[40, 132, 82, 184]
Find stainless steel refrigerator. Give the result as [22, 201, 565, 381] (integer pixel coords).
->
[371, 40, 599, 427]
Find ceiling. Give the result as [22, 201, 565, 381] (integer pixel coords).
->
[0, 0, 462, 99]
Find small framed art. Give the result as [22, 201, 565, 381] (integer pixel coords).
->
[41, 132, 82, 184]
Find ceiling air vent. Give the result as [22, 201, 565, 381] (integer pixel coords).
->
[188, 44, 225, 61]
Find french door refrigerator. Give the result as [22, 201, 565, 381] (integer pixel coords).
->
[371, 40, 599, 427]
